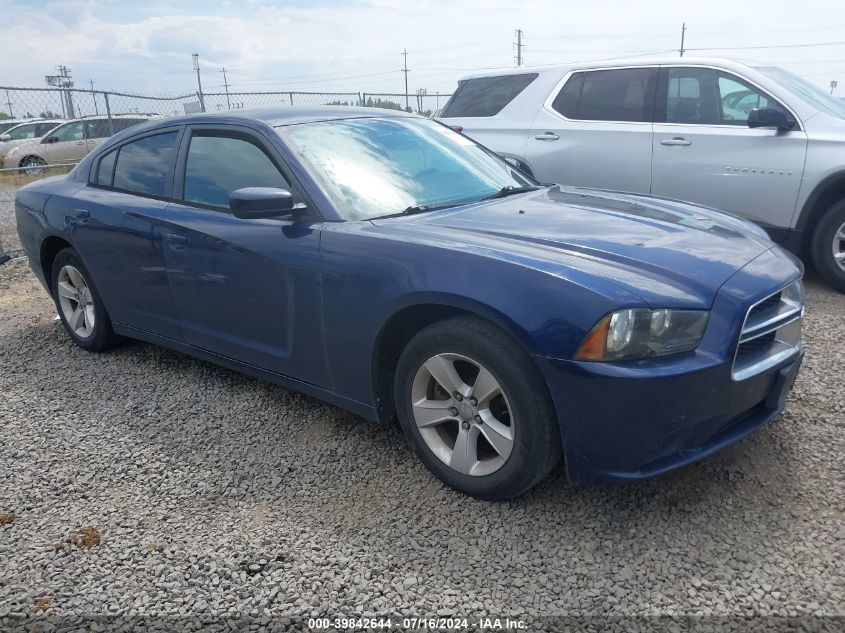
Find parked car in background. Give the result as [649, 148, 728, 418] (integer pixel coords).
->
[15, 107, 803, 499]
[439, 57, 845, 292]
[0, 119, 64, 159]
[1, 114, 156, 172]
[0, 118, 38, 135]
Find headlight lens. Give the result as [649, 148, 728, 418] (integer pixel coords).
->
[576, 309, 709, 361]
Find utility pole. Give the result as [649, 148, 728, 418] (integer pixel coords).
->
[45, 65, 74, 118]
[221, 67, 231, 110]
[401, 49, 410, 111]
[4, 89, 12, 118]
[89, 79, 98, 115]
[192, 53, 206, 112]
[515, 29, 524, 67]
[679, 22, 687, 57]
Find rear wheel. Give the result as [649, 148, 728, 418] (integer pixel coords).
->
[394, 316, 561, 500]
[51, 248, 121, 352]
[810, 199, 845, 293]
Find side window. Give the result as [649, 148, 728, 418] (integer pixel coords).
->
[664, 67, 787, 125]
[183, 134, 291, 209]
[6, 123, 38, 140]
[96, 149, 117, 186]
[717, 74, 784, 125]
[89, 120, 114, 139]
[50, 121, 84, 142]
[560, 68, 656, 122]
[112, 132, 178, 197]
[440, 73, 538, 118]
[551, 72, 584, 118]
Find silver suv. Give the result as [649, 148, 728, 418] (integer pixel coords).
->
[439, 57, 845, 292]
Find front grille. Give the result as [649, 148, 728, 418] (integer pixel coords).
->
[732, 281, 803, 381]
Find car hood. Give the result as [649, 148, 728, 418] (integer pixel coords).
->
[0, 136, 45, 155]
[370, 186, 775, 308]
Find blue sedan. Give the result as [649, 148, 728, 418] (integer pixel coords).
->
[14, 107, 804, 499]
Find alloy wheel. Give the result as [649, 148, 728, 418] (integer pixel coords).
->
[20, 156, 46, 176]
[832, 220, 845, 272]
[411, 352, 514, 477]
[56, 265, 96, 338]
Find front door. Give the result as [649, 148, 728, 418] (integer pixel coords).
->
[651, 66, 808, 228]
[41, 120, 89, 164]
[525, 66, 657, 194]
[161, 126, 328, 386]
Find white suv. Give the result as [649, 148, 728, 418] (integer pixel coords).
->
[439, 57, 845, 291]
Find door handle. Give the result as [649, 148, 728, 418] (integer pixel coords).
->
[165, 234, 187, 250]
[73, 209, 90, 220]
[659, 137, 692, 146]
[534, 132, 560, 141]
[75, 141, 85, 145]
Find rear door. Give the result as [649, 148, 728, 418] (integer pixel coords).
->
[70, 128, 184, 339]
[161, 125, 328, 386]
[525, 67, 657, 193]
[650, 66, 808, 228]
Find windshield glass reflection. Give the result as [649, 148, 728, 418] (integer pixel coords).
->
[278, 117, 531, 220]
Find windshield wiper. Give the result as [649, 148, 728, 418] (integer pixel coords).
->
[481, 185, 540, 200]
[371, 202, 460, 220]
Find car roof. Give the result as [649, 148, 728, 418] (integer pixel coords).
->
[169, 106, 417, 128]
[454, 56, 763, 80]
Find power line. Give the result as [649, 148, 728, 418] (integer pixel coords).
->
[687, 40, 845, 51]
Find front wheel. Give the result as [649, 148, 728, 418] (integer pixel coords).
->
[19, 155, 47, 176]
[394, 316, 561, 500]
[811, 199, 845, 293]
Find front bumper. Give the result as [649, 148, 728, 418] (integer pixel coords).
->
[535, 349, 802, 483]
[536, 245, 804, 484]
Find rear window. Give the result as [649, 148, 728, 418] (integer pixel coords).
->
[111, 132, 178, 197]
[552, 68, 657, 122]
[441, 73, 538, 118]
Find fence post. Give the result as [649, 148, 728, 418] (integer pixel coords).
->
[358, 92, 362, 107]
[104, 92, 114, 135]
[289, 92, 294, 106]
[362, 92, 367, 107]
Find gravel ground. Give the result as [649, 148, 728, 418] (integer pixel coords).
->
[0, 187, 843, 632]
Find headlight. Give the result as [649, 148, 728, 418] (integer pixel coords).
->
[575, 308, 709, 361]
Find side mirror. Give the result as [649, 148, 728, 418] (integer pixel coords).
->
[747, 107, 795, 132]
[43, 136, 58, 144]
[0, 134, 10, 142]
[229, 187, 298, 219]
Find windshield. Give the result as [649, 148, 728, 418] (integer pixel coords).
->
[277, 117, 533, 220]
[4, 123, 39, 140]
[757, 66, 845, 119]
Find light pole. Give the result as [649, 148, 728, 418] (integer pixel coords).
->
[192, 53, 206, 112]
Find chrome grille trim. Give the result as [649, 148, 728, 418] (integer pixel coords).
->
[732, 281, 803, 381]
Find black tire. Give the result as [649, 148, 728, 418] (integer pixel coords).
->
[19, 155, 47, 176]
[394, 316, 562, 500]
[51, 248, 121, 352]
[811, 199, 845, 293]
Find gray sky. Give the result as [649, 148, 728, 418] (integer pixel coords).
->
[3, 0, 845, 97]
